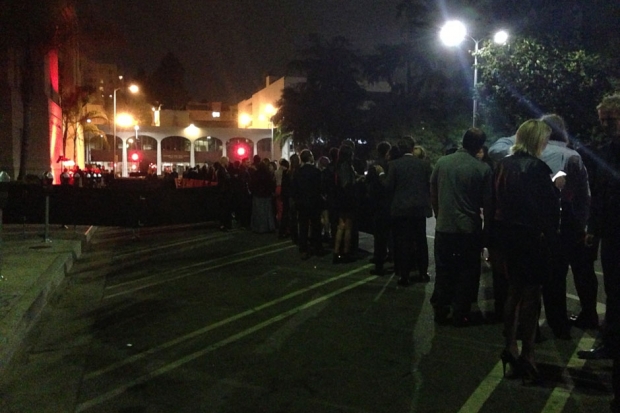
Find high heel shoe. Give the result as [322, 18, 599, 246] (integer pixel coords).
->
[517, 356, 543, 385]
[500, 349, 519, 378]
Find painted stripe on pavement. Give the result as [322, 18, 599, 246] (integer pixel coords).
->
[76, 275, 377, 412]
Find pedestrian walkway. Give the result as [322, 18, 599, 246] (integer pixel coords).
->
[0, 224, 96, 374]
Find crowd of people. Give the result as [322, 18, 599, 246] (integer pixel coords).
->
[210, 93, 620, 409]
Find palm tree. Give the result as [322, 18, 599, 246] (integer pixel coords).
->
[61, 85, 107, 162]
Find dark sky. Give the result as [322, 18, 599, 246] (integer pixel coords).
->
[85, 0, 408, 104]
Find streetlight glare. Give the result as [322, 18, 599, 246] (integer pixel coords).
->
[239, 113, 252, 127]
[128, 84, 139, 94]
[494, 30, 509, 45]
[116, 113, 135, 127]
[440, 20, 467, 47]
[264, 104, 276, 115]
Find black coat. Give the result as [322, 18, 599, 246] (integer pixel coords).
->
[292, 163, 323, 212]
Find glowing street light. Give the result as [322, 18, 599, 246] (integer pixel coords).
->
[440, 20, 508, 127]
[239, 113, 252, 128]
[113, 83, 139, 176]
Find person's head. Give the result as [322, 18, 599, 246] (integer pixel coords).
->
[512, 120, 551, 158]
[317, 156, 330, 170]
[413, 146, 427, 160]
[376, 141, 391, 160]
[329, 147, 339, 162]
[597, 93, 620, 142]
[388, 145, 401, 160]
[290, 153, 300, 170]
[540, 114, 568, 143]
[337, 144, 354, 165]
[397, 136, 416, 154]
[300, 149, 314, 164]
[462, 128, 487, 156]
[341, 139, 355, 152]
[253, 154, 261, 165]
[219, 156, 229, 167]
[279, 159, 289, 169]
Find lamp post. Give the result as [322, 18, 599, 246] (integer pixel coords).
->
[112, 84, 139, 176]
[440, 20, 508, 127]
[264, 104, 276, 160]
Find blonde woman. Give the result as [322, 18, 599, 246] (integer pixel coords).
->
[491, 120, 560, 383]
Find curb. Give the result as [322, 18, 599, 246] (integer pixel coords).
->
[0, 226, 97, 374]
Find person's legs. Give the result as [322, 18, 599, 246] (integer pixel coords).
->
[298, 208, 310, 256]
[612, 357, 620, 412]
[309, 209, 324, 254]
[602, 237, 620, 345]
[542, 236, 570, 338]
[520, 284, 543, 363]
[431, 231, 455, 323]
[570, 239, 599, 326]
[391, 217, 411, 283]
[412, 217, 429, 276]
[490, 248, 508, 321]
[453, 233, 482, 323]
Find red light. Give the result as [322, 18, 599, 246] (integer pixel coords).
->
[236, 146, 246, 156]
[131, 153, 139, 161]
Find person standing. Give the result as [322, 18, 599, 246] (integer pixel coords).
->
[489, 114, 593, 338]
[292, 150, 324, 260]
[378, 136, 432, 286]
[491, 120, 560, 383]
[576, 93, 620, 411]
[250, 159, 276, 233]
[216, 157, 233, 231]
[430, 128, 493, 326]
[366, 141, 392, 275]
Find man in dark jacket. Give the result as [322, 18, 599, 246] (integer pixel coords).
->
[366, 141, 392, 275]
[292, 149, 325, 260]
[576, 93, 620, 411]
[379, 136, 432, 286]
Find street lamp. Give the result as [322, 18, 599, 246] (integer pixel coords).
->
[264, 104, 276, 160]
[112, 83, 139, 176]
[440, 20, 508, 127]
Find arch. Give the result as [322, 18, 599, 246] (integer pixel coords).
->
[257, 138, 272, 160]
[195, 136, 223, 165]
[162, 136, 191, 151]
[161, 135, 191, 166]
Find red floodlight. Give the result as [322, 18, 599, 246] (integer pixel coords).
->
[131, 152, 140, 161]
[236, 146, 246, 157]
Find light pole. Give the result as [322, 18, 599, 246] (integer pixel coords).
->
[440, 20, 508, 127]
[264, 104, 276, 160]
[112, 84, 139, 176]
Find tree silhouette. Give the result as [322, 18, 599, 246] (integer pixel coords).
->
[146, 52, 190, 110]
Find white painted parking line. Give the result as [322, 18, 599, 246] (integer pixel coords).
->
[103, 243, 296, 299]
[87, 264, 373, 380]
[541, 336, 596, 413]
[76, 275, 377, 412]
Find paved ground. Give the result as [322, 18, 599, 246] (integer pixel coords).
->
[0, 224, 95, 375]
[0, 221, 614, 413]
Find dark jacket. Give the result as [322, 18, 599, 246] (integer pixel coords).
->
[383, 154, 432, 218]
[587, 141, 620, 238]
[492, 152, 560, 239]
[292, 163, 323, 212]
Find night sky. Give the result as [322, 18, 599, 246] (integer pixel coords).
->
[84, 0, 409, 104]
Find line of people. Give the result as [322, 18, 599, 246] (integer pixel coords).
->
[212, 93, 620, 408]
[423, 93, 620, 408]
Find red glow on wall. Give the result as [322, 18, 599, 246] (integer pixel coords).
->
[49, 101, 63, 184]
[48, 50, 59, 93]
